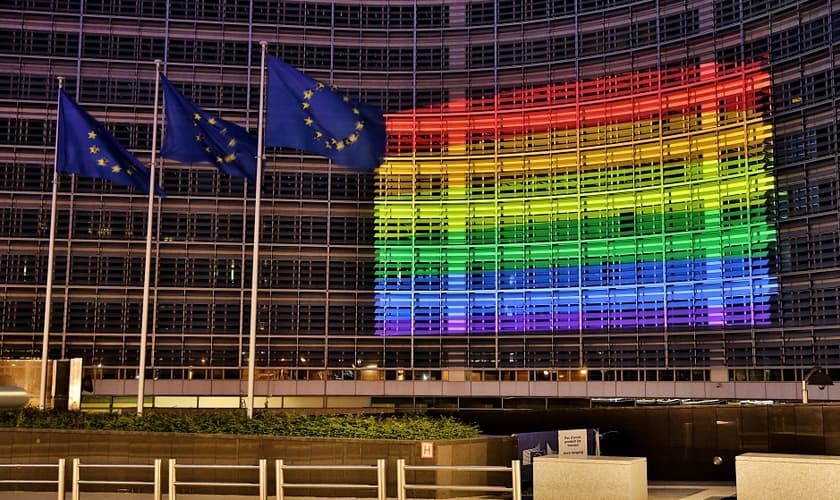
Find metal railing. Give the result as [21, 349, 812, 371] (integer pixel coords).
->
[275, 458, 386, 500]
[71, 458, 162, 500]
[396, 459, 521, 500]
[0, 457, 521, 500]
[0, 460, 65, 500]
[168, 459, 267, 500]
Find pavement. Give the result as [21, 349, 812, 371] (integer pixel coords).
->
[648, 482, 736, 499]
[0, 482, 738, 499]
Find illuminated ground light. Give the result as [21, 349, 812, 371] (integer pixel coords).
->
[375, 61, 776, 336]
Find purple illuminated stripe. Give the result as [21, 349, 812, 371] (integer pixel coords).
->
[378, 304, 773, 336]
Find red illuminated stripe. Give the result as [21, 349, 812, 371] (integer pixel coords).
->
[385, 61, 770, 150]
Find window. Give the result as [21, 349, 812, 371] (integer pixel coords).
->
[0, 29, 79, 57]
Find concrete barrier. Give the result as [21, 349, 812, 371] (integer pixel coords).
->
[533, 455, 647, 500]
[0, 429, 516, 498]
[736, 452, 840, 500]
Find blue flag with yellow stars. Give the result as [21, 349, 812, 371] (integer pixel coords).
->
[265, 55, 386, 172]
[57, 90, 165, 197]
[159, 75, 257, 183]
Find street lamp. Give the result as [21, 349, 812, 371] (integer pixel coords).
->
[801, 366, 833, 404]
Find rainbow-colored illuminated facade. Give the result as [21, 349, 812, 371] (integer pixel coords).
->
[2, 0, 840, 407]
[376, 61, 776, 336]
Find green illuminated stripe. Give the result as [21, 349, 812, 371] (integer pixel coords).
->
[374, 223, 775, 278]
[378, 207, 772, 246]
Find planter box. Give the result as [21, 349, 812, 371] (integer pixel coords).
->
[0, 428, 516, 498]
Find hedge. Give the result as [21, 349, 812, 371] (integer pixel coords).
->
[0, 408, 480, 440]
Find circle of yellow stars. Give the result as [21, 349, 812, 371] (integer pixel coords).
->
[87, 130, 135, 176]
[302, 81, 365, 152]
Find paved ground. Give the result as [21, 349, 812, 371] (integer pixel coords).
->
[0, 482, 737, 499]
[648, 482, 736, 499]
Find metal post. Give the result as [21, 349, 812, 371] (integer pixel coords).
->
[396, 458, 406, 500]
[802, 380, 809, 404]
[40, 76, 64, 409]
[512, 459, 522, 500]
[56, 458, 65, 500]
[259, 458, 267, 500]
[168, 459, 176, 500]
[246, 40, 269, 418]
[138, 58, 164, 414]
[71, 458, 80, 500]
[153, 458, 162, 500]
[377, 458, 386, 500]
[276, 459, 284, 500]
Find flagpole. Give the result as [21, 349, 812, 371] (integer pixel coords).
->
[247, 41, 268, 418]
[137, 59, 163, 414]
[39, 76, 65, 410]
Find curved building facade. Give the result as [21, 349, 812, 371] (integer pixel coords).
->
[0, 0, 838, 408]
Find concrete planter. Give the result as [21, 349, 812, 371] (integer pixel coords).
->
[0, 428, 516, 497]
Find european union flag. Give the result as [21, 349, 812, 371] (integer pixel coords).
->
[265, 55, 386, 172]
[57, 90, 165, 197]
[160, 75, 258, 183]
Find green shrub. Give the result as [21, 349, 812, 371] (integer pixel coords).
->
[0, 408, 479, 440]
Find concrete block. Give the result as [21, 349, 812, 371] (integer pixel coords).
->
[736, 452, 840, 500]
[533, 455, 647, 500]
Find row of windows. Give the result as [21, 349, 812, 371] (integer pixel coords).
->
[10, 291, 840, 335]
[773, 68, 836, 114]
[7, 241, 827, 292]
[0, 0, 821, 35]
[466, 0, 637, 26]
[10, 8, 829, 73]
[20, 0, 770, 34]
[467, 0, 800, 28]
[4, 107, 806, 162]
[0, 163, 374, 201]
[583, 10, 700, 56]
[72, 367, 840, 383]
[3, 329, 836, 372]
[7, 0, 797, 32]
[14, 33, 826, 98]
[0, 30, 449, 72]
[0, 74, 444, 114]
[468, 10, 700, 68]
[718, 14, 833, 66]
[778, 231, 840, 274]
[393, 130, 767, 156]
[774, 125, 835, 167]
[0, 117, 153, 151]
[466, 57, 704, 109]
[0, 300, 373, 336]
[0, 208, 373, 245]
[770, 16, 831, 61]
[3, 0, 81, 13]
[6, 0, 448, 28]
[777, 180, 837, 220]
[0, 254, 373, 290]
[713, 0, 802, 28]
[271, 44, 449, 72]
[780, 284, 840, 326]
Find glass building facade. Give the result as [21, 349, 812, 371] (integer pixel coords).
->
[1, 0, 839, 407]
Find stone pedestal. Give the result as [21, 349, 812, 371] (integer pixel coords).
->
[736, 452, 840, 500]
[533, 455, 647, 500]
